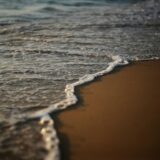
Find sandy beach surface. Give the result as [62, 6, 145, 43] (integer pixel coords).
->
[54, 60, 160, 160]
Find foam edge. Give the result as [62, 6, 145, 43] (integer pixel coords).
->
[28, 55, 129, 160]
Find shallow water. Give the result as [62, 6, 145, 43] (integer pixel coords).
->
[0, 0, 160, 159]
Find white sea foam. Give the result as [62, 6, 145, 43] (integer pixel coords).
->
[26, 55, 129, 160]
[40, 115, 60, 160]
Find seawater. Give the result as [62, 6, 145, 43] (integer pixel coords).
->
[0, 0, 160, 160]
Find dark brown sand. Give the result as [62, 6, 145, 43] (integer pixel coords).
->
[55, 60, 160, 160]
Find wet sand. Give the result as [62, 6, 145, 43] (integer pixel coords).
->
[54, 60, 160, 160]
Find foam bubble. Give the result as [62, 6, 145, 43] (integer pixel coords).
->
[40, 115, 60, 160]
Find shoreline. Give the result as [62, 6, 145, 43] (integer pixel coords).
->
[53, 60, 160, 160]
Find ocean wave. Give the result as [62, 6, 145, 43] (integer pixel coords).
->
[0, 0, 160, 159]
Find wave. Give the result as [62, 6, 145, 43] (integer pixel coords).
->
[0, 0, 160, 159]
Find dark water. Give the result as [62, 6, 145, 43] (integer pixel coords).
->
[0, 0, 160, 160]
